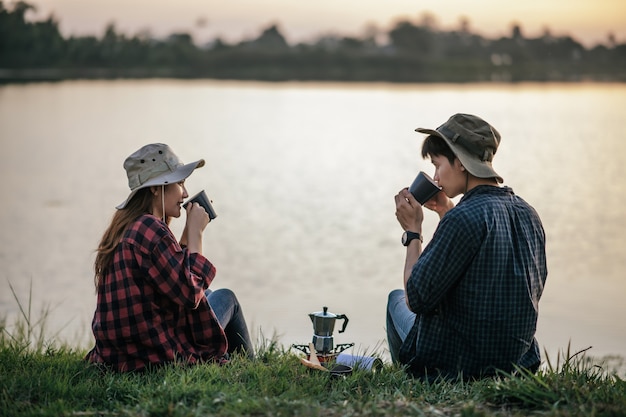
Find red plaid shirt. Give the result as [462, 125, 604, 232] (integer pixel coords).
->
[86, 214, 227, 372]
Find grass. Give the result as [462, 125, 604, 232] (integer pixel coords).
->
[1, 287, 625, 416]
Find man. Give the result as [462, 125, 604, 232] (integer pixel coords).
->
[387, 113, 547, 380]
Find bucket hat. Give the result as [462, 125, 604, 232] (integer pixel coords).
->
[116, 143, 205, 209]
[415, 113, 503, 183]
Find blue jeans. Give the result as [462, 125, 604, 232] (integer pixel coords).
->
[205, 288, 254, 358]
[386, 289, 416, 364]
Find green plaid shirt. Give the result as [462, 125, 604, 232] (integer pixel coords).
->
[399, 185, 547, 379]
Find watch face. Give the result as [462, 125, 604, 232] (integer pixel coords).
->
[401, 231, 408, 246]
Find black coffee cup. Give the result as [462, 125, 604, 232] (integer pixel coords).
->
[329, 364, 352, 378]
[408, 171, 441, 205]
[183, 190, 217, 220]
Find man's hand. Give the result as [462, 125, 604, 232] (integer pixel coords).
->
[395, 188, 424, 303]
[395, 188, 424, 232]
[424, 190, 454, 219]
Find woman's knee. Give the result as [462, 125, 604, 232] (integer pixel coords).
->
[211, 288, 241, 311]
[213, 288, 236, 301]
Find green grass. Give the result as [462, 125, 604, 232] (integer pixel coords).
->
[2, 286, 625, 416]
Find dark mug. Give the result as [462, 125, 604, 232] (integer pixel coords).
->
[408, 171, 441, 205]
[183, 190, 217, 220]
[328, 364, 352, 378]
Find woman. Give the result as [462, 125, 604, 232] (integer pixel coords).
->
[86, 143, 253, 372]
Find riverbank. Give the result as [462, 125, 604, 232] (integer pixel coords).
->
[1, 66, 624, 84]
[1, 329, 624, 416]
[4, 1, 626, 86]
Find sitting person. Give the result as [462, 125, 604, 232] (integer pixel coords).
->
[86, 143, 253, 372]
[387, 114, 547, 380]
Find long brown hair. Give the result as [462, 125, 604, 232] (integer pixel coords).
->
[94, 188, 155, 290]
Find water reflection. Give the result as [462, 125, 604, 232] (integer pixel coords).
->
[0, 80, 625, 363]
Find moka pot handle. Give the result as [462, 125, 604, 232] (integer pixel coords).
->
[336, 314, 349, 333]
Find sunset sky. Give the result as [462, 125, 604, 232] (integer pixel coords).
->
[27, 0, 626, 47]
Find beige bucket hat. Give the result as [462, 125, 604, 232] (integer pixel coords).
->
[116, 143, 205, 209]
[416, 113, 503, 183]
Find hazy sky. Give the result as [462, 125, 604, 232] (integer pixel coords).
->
[28, 0, 626, 47]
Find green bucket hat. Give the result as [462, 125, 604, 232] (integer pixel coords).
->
[116, 143, 205, 209]
[416, 113, 503, 183]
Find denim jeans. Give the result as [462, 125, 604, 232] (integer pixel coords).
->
[205, 288, 254, 358]
[386, 289, 416, 364]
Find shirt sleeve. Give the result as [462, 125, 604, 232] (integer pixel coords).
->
[138, 218, 216, 310]
[406, 210, 480, 314]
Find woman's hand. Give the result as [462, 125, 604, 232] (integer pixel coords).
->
[184, 203, 209, 254]
[186, 202, 210, 231]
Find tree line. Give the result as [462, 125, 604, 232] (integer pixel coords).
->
[1, 1, 625, 83]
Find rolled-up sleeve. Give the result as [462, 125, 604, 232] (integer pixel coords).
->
[143, 222, 216, 310]
[406, 212, 479, 314]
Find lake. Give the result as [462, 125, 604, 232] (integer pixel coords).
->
[1, 80, 625, 364]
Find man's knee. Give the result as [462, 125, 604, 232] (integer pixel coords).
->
[387, 289, 405, 310]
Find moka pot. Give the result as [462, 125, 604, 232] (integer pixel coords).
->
[309, 306, 349, 353]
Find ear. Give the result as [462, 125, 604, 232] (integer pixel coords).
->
[150, 186, 159, 196]
[454, 158, 465, 171]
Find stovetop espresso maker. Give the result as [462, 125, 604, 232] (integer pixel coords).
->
[309, 306, 349, 353]
[292, 306, 354, 360]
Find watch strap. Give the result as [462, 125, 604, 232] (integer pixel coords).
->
[402, 231, 423, 246]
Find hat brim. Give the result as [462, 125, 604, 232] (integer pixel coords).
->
[116, 159, 205, 209]
[416, 128, 503, 183]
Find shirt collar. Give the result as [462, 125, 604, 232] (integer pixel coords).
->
[459, 185, 513, 203]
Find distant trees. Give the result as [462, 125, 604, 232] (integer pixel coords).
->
[0, 1, 64, 67]
[1, 1, 624, 82]
[389, 20, 435, 54]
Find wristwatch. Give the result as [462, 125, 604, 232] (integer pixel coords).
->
[402, 231, 423, 246]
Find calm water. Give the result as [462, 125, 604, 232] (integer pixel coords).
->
[1, 80, 625, 363]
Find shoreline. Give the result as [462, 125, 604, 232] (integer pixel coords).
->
[1, 67, 624, 84]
